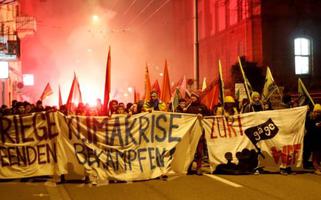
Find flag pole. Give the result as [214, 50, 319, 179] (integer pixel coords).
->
[298, 78, 315, 106]
[238, 56, 252, 102]
[218, 60, 225, 114]
[193, 0, 200, 89]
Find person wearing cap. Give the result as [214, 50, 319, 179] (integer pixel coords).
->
[242, 91, 264, 113]
[186, 91, 210, 175]
[216, 96, 238, 116]
[143, 90, 167, 112]
[307, 104, 321, 175]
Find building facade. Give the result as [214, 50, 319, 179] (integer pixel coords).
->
[0, 0, 36, 106]
[172, 0, 321, 92]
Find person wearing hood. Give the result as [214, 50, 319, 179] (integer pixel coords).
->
[242, 91, 264, 113]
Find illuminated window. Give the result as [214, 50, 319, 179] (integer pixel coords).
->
[294, 38, 311, 75]
[0, 61, 9, 79]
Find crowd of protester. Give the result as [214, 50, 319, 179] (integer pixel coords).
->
[1, 89, 321, 178]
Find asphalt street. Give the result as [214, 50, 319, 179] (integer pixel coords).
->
[1, 170, 321, 200]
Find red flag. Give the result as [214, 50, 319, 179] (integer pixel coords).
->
[40, 82, 53, 101]
[201, 80, 219, 109]
[58, 85, 63, 108]
[160, 60, 171, 103]
[101, 47, 111, 115]
[133, 88, 140, 103]
[144, 64, 152, 101]
[152, 80, 161, 96]
[179, 75, 187, 98]
[66, 73, 83, 111]
[210, 83, 220, 109]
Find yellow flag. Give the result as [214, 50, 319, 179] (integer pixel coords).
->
[201, 77, 207, 91]
[262, 67, 279, 101]
[298, 78, 315, 106]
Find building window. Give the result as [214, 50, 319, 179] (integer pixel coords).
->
[294, 37, 311, 75]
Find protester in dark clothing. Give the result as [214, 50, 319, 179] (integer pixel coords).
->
[15, 102, 26, 114]
[34, 100, 44, 112]
[185, 91, 210, 175]
[307, 104, 321, 175]
[175, 98, 188, 113]
[128, 103, 139, 116]
[239, 98, 250, 113]
[242, 92, 264, 113]
[116, 104, 127, 114]
[109, 100, 118, 115]
[24, 102, 34, 113]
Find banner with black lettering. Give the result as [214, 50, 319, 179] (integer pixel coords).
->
[58, 111, 201, 182]
[0, 112, 67, 178]
[202, 106, 307, 174]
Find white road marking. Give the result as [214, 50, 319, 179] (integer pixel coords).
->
[33, 193, 49, 197]
[204, 174, 243, 188]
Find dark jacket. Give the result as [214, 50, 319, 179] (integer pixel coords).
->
[186, 101, 210, 116]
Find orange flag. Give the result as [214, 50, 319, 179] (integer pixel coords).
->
[160, 60, 171, 103]
[58, 85, 63, 108]
[152, 80, 161, 96]
[144, 64, 152, 101]
[66, 73, 83, 110]
[40, 82, 53, 101]
[102, 47, 111, 115]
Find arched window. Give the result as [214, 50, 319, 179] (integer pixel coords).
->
[294, 37, 311, 75]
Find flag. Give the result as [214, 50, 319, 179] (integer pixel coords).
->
[40, 82, 53, 101]
[133, 88, 140, 103]
[238, 56, 253, 101]
[102, 47, 111, 115]
[179, 76, 188, 98]
[58, 85, 63, 108]
[160, 60, 171, 103]
[245, 118, 279, 158]
[201, 80, 219, 109]
[201, 77, 207, 92]
[218, 60, 225, 106]
[152, 80, 161, 96]
[144, 64, 152, 101]
[66, 73, 83, 111]
[209, 83, 220, 109]
[171, 77, 183, 94]
[262, 66, 279, 101]
[172, 88, 180, 112]
[298, 78, 315, 106]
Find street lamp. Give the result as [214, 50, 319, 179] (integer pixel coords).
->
[23, 74, 34, 86]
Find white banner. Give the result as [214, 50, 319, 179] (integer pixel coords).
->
[0, 107, 307, 179]
[58, 111, 201, 181]
[0, 112, 67, 178]
[202, 106, 307, 173]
